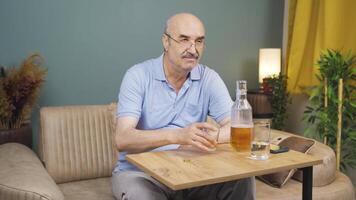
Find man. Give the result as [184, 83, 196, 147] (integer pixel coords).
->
[112, 13, 255, 200]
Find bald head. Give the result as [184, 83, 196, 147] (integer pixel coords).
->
[162, 13, 206, 73]
[164, 13, 205, 36]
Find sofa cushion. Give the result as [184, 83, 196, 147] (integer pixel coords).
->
[39, 105, 118, 184]
[58, 177, 114, 200]
[278, 136, 315, 153]
[269, 130, 337, 187]
[58, 172, 354, 200]
[258, 136, 315, 188]
[256, 171, 354, 200]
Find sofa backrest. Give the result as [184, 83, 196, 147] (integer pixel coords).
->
[39, 105, 117, 184]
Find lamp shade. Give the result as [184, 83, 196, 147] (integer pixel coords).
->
[259, 48, 281, 83]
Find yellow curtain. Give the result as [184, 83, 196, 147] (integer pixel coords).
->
[286, 0, 356, 93]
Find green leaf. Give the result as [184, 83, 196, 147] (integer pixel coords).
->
[349, 131, 356, 141]
[309, 87, 321, 100]
[350, 101, 356, 108]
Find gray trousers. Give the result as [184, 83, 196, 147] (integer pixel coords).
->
[112, 171, 256, 200]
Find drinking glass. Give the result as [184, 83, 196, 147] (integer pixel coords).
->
[203, 127, 220, 152]
[250, 122, 270, 160]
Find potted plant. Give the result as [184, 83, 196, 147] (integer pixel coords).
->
[266, 74, 291, 130]
[303, 49, 356, 172]
[0, 54, 47, 148]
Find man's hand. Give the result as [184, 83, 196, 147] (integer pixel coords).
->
[176, 122, 219, 152]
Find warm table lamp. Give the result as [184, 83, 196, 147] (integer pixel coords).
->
[259, 48, 281, 93]
[247, 48, 281, 118]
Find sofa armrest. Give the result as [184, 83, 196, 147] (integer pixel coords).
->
[0, 143, 64, 200]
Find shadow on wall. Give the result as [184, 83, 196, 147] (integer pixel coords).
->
[240, 59, 259, 91]
[284, 94, 309, 135]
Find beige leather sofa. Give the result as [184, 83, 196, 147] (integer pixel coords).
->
[0, 104, 354, 200]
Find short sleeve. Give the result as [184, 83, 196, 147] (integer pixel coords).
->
[117, 67, 145, 119]
[207, 71, 233, 123]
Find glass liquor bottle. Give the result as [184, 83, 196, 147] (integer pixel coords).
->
[230, 80, 253, 151]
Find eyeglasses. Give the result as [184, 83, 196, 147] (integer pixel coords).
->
[164, 32, 205, 50]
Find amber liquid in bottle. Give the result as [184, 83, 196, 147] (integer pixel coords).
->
[230, 126, 253, 151]
[230, 80, 253, 152]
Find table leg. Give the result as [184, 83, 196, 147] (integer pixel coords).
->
[302, 166, 313, 200]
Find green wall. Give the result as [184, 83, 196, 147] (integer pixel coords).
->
[0, 0, 284, 150]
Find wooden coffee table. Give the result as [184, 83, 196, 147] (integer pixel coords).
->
[127, 144, 322, 200]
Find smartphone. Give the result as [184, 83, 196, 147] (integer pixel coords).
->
[270, 146, 289, 154]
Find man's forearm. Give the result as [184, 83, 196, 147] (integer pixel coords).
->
[115, 128, 179, 154]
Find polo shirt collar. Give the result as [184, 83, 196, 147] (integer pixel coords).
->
[154, 54, 167, 81]
[154, 53, 201, 81]
[189, 65, 201, 80]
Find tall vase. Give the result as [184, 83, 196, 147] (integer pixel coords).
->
[0, 124, 32, 148]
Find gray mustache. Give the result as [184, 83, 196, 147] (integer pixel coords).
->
[182, 52, 199, 59]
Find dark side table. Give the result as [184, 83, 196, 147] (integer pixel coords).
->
[247, 90, 273, 119]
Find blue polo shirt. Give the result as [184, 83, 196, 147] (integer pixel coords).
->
[115, 54, 233, 172]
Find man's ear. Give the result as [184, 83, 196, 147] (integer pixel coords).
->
[162, 35, 169, 52]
